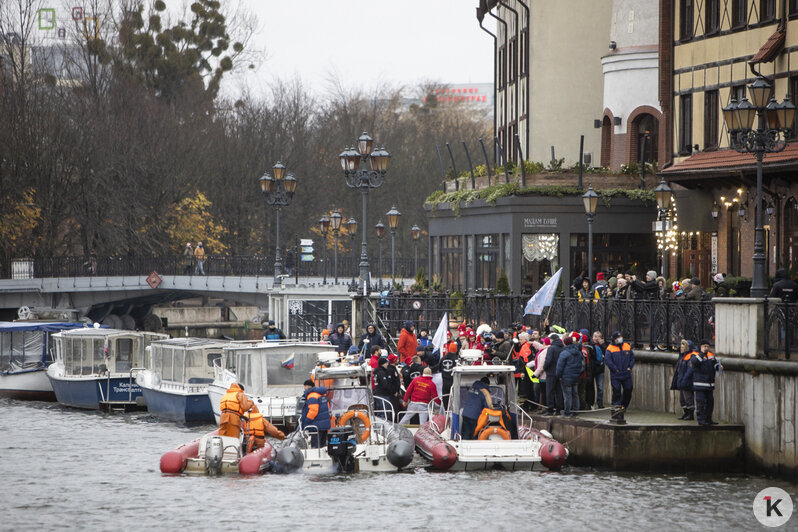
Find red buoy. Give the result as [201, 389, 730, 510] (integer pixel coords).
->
[539, 440, 567, 470]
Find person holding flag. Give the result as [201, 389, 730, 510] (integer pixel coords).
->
[524, 268, 564, 317]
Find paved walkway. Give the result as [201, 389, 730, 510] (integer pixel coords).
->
[568, 408, 727, 426]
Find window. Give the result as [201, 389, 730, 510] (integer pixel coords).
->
[680, 0, 694, 40]
[476, 234, 499, 290]
[509, 37, 517, 83]
[790, 76, 798, 137]
[732, 84, 746, 103]
[732, 0, 747, 28]
[440, 236, 462, 291]
[760, 0, 776, 22]
[498, 45, 506, 89]
[679, 95, 693, 154]
[705, 0, 720, 33]
[520, 28, 528, 77]
[704, 90, 719, 148]
[791, 0, 798, 16]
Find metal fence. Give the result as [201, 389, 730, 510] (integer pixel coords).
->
[7, 255, 421, 281]
[373, 293, 715, 352]
[764, 300, 798, 360]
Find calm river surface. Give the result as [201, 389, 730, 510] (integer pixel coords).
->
[0, 397, 795, 531]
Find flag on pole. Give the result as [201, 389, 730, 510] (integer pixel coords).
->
[524, 267, 564, 316]
[281, 354, 295, 370]
[431, 312, 449, 353]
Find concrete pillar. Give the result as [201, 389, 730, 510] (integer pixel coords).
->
[714, 297, 768, 358]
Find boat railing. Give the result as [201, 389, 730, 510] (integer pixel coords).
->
[510, 401, 536, 435]
[129, 367, 145, 403]
[426, 395, 446, 422]
[373, 396, 397, 424]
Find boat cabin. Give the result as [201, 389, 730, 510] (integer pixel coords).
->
[149, 338, 227, 390]
[312, 365, 372, 415]
[449, 365, 520, 439]
[0, 322, 85, 373]
[53, 328, 167, 377]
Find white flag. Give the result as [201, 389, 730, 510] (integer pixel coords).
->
[431, 312, 448, 352]
[524, 268, 563, 316]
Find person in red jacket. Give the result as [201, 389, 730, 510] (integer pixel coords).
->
[398, 367, 440, 425]
[397, 320, 418, 365]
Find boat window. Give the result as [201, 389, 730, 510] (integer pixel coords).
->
[91, 339, 104, 374]
[0, 333, 9, 371]
[173, 349, 185, 383]
[328, 388, 370, 415]
[224, 351, 237, 372]
[116, 338, 132, 373]
[207, 352, 221, 368]
[162, 348, 174, 381]
[457, 385, 506, 410]
[64, 337, 84, 376]
[265, 352, 317, 387]
[10, 331, 23, 366]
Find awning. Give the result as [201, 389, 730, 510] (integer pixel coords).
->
[750, 23, 785, 63]
[662, 144, 798, 179]
[673, 190, 716, 233]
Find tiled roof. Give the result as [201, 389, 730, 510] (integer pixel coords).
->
[750, 25, 785, 63]
[662, 143, 798, 176]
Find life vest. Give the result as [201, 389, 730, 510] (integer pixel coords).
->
[220, 389, 245, 417]
[474, 408, 509, 437]
[244, 412, 266, 439]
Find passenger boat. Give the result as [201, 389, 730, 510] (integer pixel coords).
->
[0, 321, 88, 400]
[160, 430, 275, 476]
[137, 338, 229, 423]
[47, 327, 168, 410]
[276, 365, 414, 474]
[413, 365, 568, 471]
[207, 341, 339, 429]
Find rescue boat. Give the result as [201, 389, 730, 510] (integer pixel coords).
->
[207, 341, 340, 429]
[276, 365, 415, 474]
[160, 430, 275, 475]
[413, 365, 568, 471]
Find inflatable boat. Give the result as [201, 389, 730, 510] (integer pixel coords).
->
[160, 430, 275, 476]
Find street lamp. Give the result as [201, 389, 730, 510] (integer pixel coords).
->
[411, 224, 421, 275]
[346, 217, 358, 282]
[386, 205, 402, 284]
[339, 131, 391, 292]
[375, 220, 385, 289]
[330, 210, 342, 283]
[259, 162, 297, 281]
[653, 178, 673, 277]
[582, 186, 599, 284]
[318, 214, 330, 285]
[711, 201, 720, 220]
[722, 76, 796, 297]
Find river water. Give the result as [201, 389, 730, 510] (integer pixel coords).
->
[0, 397, 795, 531]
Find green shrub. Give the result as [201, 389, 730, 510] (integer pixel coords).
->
[497, 270, 510, 294]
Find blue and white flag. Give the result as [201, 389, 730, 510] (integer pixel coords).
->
[431, 312, 449, 353]
[524, 267, 563, 316]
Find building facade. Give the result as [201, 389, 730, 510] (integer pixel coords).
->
[660, 0, 798, 279]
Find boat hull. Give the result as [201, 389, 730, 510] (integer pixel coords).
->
[141, 386, 214, 424]
[0, 369, 56, 401]
[160, 431, 274, 475]
[48, 375, 144, 410]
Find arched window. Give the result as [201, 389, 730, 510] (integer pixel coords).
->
[785, 197, 798, 272]
[601, 116, 613, 168]
[631, 113, 659, 165]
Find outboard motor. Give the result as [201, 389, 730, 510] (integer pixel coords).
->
[327, 426, 357, 473]
[204, 436, 224, 476]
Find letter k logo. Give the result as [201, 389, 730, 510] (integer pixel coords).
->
[764, 496, 783, 518]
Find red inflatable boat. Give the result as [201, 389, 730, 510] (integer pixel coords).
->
[160, 430, 275, 475]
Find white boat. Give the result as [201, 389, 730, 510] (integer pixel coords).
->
[275, 365, 414, 474]
[0, 321, 88, 400]
[137, 338, 229, 423]
[47, 327, 168, 410]
[207, 341, 339, 429]
[413, 365, 568, 471]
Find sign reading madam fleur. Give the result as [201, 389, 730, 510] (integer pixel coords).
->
[523, 217, 557, 228]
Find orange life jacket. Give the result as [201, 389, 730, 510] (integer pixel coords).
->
[220, 387, 245, 417]
[474, 407, 508, 436]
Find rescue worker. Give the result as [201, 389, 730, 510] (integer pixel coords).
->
[691, 339, 720, 426]
[242, 405, 285, 453]
[300, 379, 331, 448]
[218, 382, 254, 438]
[671, 339, 696, 420]
[460, 376, 494, 440]
[605, 331, 634, 421]
[399, 367, 440, 425]
[398, 320, 418, 364]
[401, 355, 424, 389]
[262, 320, 286, 341]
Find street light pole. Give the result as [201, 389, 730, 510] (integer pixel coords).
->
[582, 186, 599, 284]
[319, 214, 330, 285]
[653, 178, 673, 279]
[258, 162, 297, 283]
[375, 221, 385, 290]
[411, 224, 421, 275]
[347, 217, 358, 284]
[340, 133, 391, 293]
[722, 75, 796, 297]
[386, 206, 401, 286]
[330, 210, 342, 284]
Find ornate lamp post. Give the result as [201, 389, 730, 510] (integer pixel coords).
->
[375, 220, 385, 289]
[330, 209, 342, 284]
[318, 214, 330, 284]
[259, 162, 297, 281]
[582, 186, 599, 284]
[722, 76, 796, 297]
[339, 132, 391, 292]
[346, 217, 358, 283]
[386, 205, 401, 284]
[653, 178, 673, 277]
[411, 224, 421, 275]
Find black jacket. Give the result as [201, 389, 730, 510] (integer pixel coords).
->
[401, 363, 424, 388]
[440, 352, 458, 381]
[632, 279, 659, 300]
[543, 338, 564, 378]
[494, 339, 513, 363]
[770, 269, 798, 302]
[374, 365, 401, 397]
[358, 326, 385, 350]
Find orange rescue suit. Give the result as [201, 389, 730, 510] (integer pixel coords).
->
[218, 383, 254, 438]
[243, 409, 285, 452]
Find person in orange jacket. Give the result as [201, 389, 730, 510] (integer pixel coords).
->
[218, 382, 254, 438]
[397, 320, 418, 365]
[242, 405, 285, 453]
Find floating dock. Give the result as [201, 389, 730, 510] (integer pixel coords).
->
[530, 409, 745, 472]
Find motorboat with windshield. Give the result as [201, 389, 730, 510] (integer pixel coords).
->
[413, 365, 568, 471]
[0, 321, 88, 400]
[137, 338, 228, 423]
[47, 327, 167, 410]
[207, 341, 339, 429]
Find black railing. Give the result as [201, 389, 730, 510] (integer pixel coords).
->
[374, 294, 715, 352]
[7, 255, 422, 281]
[764, 300, 798, 360]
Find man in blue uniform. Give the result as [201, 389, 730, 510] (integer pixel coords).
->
[460, 377, 494, 440]
[300, 379, 331, 447]
[605, 331, 634, 423]
[691, 339, 720, 426]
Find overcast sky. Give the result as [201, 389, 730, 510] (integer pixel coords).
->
[228, 0, 495, 97]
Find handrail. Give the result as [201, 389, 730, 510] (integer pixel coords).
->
[129, 367, 146, 404]
[510, 401, 535, 433]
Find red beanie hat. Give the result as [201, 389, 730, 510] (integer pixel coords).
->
[596, 272, 605, 281]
